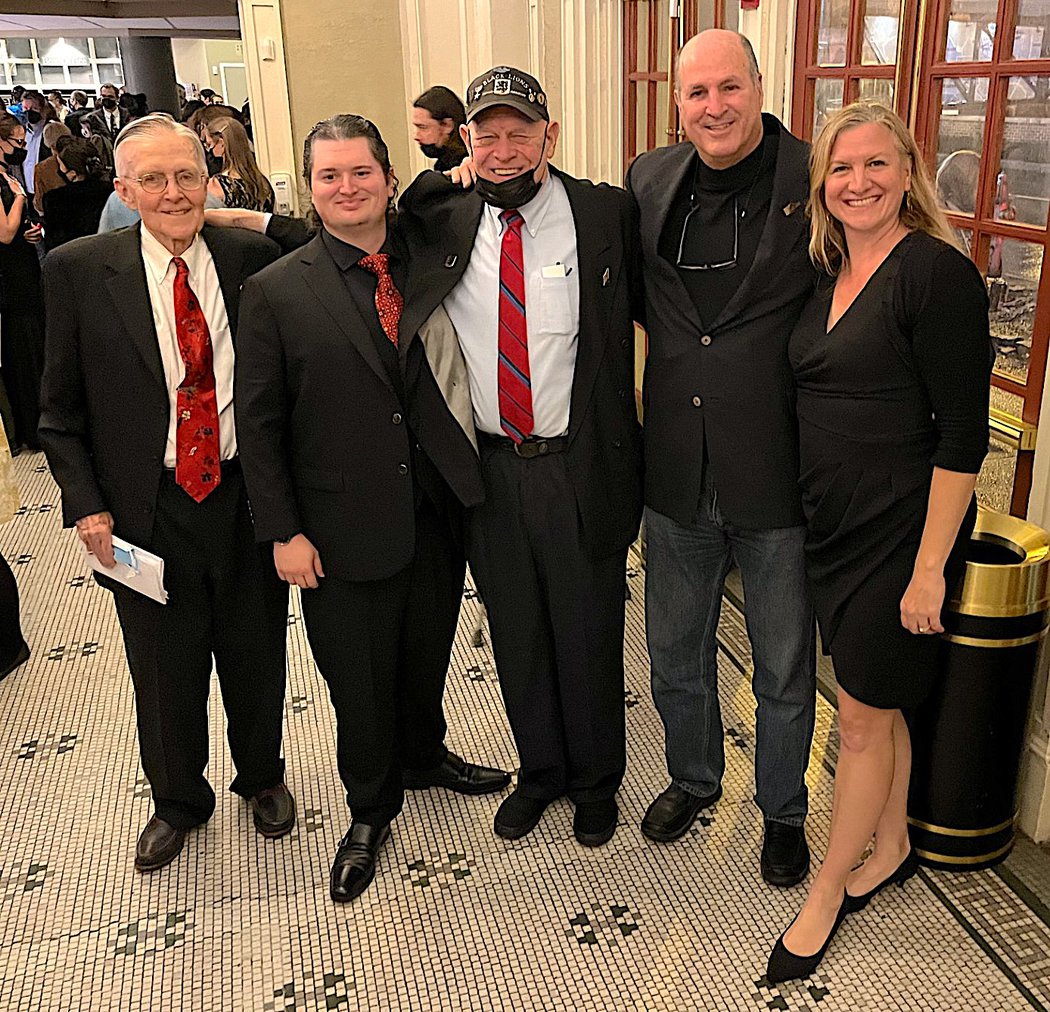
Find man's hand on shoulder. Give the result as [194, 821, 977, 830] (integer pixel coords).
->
[75, 511, 116, 568]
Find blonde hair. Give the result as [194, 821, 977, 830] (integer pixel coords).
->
[808, 101, 958, 275]
[114, 112, 205, 178]
[206, 116, 274, 211]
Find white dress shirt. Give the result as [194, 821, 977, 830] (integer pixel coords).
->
[139, 226, 237, 468]
[443, 172, 580, 438]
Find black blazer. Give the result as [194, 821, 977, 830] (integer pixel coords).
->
[38, 223, 282, 545]
[626, 115, 814, 529]
[398, 166, 645, 560]
[235, 230, 484, 583]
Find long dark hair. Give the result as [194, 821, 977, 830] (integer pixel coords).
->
[57, 137, 105, 180]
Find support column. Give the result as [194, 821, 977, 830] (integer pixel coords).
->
[121, 37, 181, 117]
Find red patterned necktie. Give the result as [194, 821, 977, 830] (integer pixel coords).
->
[497, 209, 533, 442]
[358, 252, 403, 347]
[171, 256, 221, 502]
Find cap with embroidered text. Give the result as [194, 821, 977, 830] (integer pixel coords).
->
[465, 66, 549, 124]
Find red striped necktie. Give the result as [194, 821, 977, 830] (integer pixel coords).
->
[497, 209, 533, 442]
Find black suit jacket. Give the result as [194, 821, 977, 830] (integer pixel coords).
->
[398, 166, 645, 559]
[627, 115, 814, 529]
[38, 223, 282, 545]
[87, 107, 127, 142]
[235, 230, 484, 583]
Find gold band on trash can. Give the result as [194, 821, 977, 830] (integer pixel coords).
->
[913, 841, 1014, 865]
[907, 813, 1016, 837]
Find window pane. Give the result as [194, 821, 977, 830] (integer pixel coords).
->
[6, 40, 32, 60]
[861, 0, 900, 65]
[1000, 76, 1050, 228]
[945, 2, 996, 61]
[1014, 0, 1050, 59]
[857, 77, 895, 106]
[38, 66, 67, 89]
[935, 78, 988, 214]
[817, 0, 850, 67]
[92, 38, 120, 60]
[9, 63, 38, 87]
[97, 64, 124, 87]
[67, 66, 94, 88]
[813, 78, 845, 135]
[39, 37, 88, 66]
[987, 239, 1042, 385]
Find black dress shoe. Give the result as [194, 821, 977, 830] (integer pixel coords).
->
[0, 640, 29, 681]
[574, 799, 618, 847]
[493, 790, 548, 840]
[250, 783, 296, 838]
[135, 815, 186, 872]
[402, 751, 511, 796]
[330, 821, 390, 902]
[761, 820, 810, 887]
[766, 894, 848, 984]
[843, 848, 918, 913]
[641, 783, 722, 842]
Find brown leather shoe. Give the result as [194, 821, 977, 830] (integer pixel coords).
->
[250, 783, 296, 838]
[135, 816, 185, 872]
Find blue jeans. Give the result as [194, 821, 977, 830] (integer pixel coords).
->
[644, 480, 816, 826]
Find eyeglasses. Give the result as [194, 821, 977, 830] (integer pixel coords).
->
[127, 170, 207, 194]
[677, 197, 740, 271]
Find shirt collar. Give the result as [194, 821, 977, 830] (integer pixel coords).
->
[140, 224, 206, 286]
[485, 170, 556, 238]
[322, 226, 400, 273]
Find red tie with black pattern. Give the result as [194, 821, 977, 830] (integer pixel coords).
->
[358, 252, 403, 347]
[171, 256, 221, 502]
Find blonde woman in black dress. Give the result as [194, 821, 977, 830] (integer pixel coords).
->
[766, 102, 991, 983]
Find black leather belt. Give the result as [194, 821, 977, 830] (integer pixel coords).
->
[478, 433, 569, 459]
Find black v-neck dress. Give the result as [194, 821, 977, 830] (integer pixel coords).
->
[788, 231, 992, 708]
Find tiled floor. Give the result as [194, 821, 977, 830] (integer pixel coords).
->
[2, 453, 1050, 1011]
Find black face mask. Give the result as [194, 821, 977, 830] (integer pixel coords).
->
[100, 97, 118, 111]
[25, 110, 41, 125]
[205, 150, 223, 177]
[470, 124, 548, 210]
[419, 142, 443, 160]
[3, 146, 26, 166]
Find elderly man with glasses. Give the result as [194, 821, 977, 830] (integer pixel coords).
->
[39, 113, 295, 874]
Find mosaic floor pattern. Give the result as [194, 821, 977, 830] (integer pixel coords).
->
[1, 453, 1049, 1011]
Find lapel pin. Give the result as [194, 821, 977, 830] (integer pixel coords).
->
[783, 202, 801, 217]
[444, 255, 458, 268]
[602, 267, 610, 287]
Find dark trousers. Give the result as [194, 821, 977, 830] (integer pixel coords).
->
[110, 465, 289, 830]
[300, 496, 463, 826]
[467, 445, 627, 803]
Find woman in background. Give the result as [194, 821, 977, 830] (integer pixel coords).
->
[205, 116, 274, 212]
[42, 137, 111, 251]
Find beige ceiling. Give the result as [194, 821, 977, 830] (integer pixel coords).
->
[0, 2, 239, 38]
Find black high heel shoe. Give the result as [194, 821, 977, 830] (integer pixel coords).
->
[843, 849, 918, 914]
[766, 893, 848, 985]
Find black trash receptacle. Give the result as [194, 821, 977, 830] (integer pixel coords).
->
[908, 508, 1050, 871]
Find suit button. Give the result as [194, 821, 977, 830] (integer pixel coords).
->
[700, 334, 712, 346]
[398, 463, 409, 475]
[392, 412, 402, 425]
[613, 439, 622, 448]
[143, 504, 153, 514]
[620, 338, 629, 349]
[692, 396, 702, 407]
[618, 388, 626, 399]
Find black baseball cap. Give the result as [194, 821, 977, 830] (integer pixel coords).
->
[465, 66, 549, 124]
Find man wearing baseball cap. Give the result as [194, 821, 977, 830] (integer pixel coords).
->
[400, 66, 644, 847]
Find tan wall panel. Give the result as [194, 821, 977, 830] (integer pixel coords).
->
[280, 0, 410, 205]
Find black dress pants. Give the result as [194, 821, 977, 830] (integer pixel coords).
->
[110, 465, 289, 830]
[467, 445, 627, 803]
[299, 496, 463, 826]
